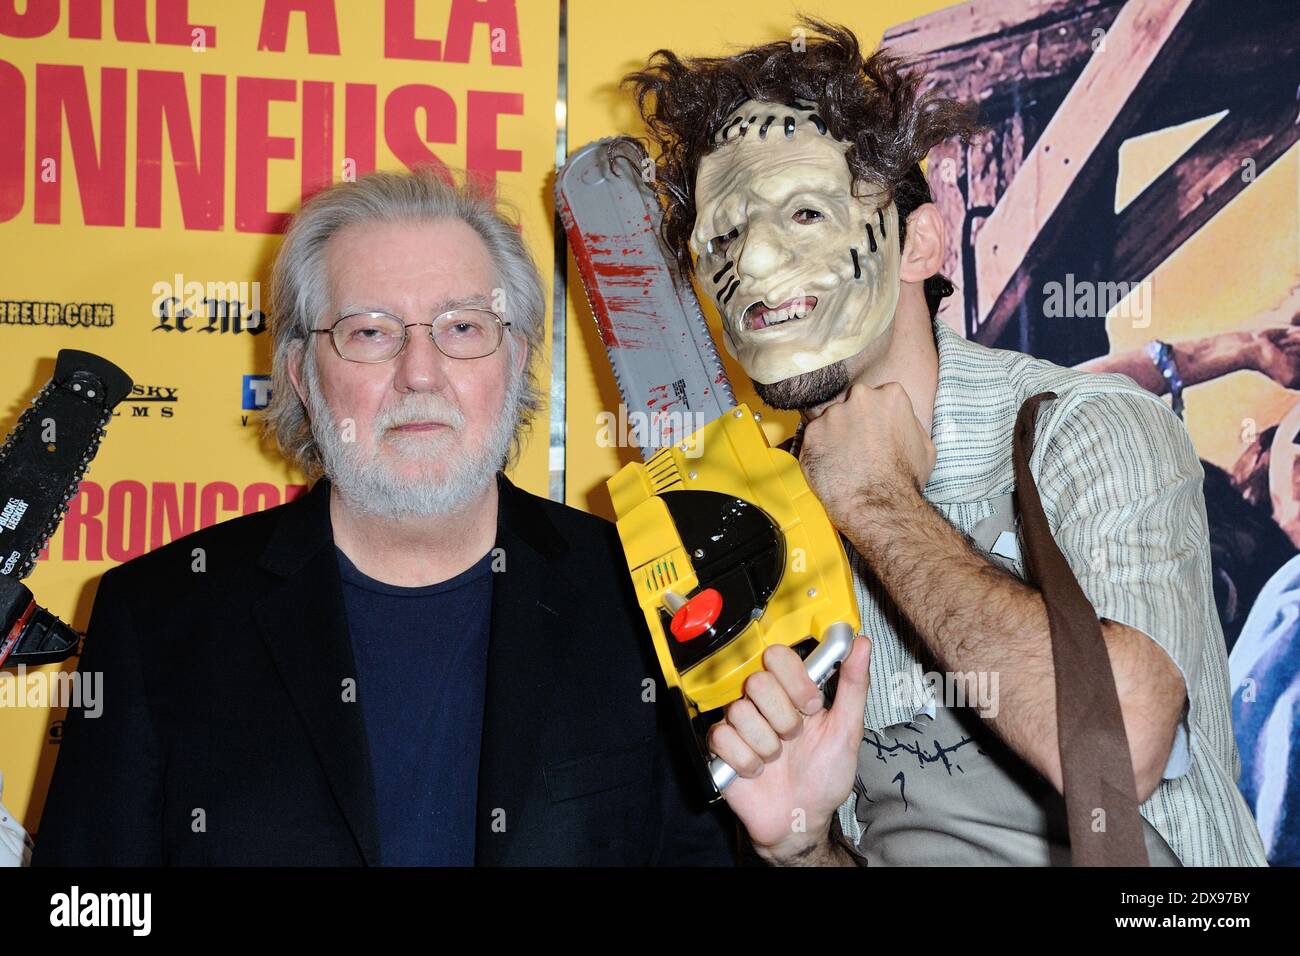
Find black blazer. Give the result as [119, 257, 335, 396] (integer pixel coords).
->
[33, 474, 736, 865]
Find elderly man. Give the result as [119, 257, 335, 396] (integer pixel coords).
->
[623, 19, 1267, 866]
[33, 168, 734, 866]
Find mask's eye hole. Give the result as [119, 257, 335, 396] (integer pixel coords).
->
[792, 208, 823, 224]
[708, 226, 740, 256]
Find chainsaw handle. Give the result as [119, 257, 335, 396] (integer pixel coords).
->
[708, 621, 858, 792]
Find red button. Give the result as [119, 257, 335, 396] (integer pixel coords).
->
[670, 588, 723, 642]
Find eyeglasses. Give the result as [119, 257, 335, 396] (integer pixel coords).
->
[310, 309, 512, 363]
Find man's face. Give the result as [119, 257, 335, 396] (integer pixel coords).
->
[294, 218, 525, 518]
[690, 99, 901, 390]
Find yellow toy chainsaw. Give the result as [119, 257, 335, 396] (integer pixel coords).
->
[557, 138, 860, 798]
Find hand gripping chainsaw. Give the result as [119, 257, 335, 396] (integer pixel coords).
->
[556, 137, 860, 798]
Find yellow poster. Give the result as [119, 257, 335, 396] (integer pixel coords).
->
[1, 0, 560, 830]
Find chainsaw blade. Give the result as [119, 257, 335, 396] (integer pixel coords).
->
[556, 136, 735, 459]
[0, 350, 133, 581]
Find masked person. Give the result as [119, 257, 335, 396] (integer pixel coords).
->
[623, 18, 1267, 866]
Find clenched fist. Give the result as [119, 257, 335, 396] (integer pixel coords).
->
[799, 381, 935, 530]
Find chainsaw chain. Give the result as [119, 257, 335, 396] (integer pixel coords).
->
[0, 381, 114, 580]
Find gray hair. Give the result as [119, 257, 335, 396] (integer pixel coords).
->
[262, 166, 547, 481]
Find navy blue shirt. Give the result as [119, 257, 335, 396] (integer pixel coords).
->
[335, 545, 494, 866]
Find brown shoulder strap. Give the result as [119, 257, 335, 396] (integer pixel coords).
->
[1013, 392, 1149, 866]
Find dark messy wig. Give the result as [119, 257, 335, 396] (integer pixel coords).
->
[622, 16, 981, 318]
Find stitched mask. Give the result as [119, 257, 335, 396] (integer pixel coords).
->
[691, 99, 901, 385]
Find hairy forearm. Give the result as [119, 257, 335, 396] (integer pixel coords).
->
[840, 486, 1179, 799]
[756, 821, 866, 868]
[844, 487, 1061, 782]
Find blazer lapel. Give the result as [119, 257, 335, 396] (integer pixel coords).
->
[474, 473, 569, 865]
[252, 478, 382, 866]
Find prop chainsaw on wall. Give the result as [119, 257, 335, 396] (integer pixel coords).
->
[557, 137, 860, 798]
[1, 351, 133, 669]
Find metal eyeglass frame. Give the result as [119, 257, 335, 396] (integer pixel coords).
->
[309, 309, 513, 363]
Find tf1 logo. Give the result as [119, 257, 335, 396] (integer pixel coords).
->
[242, 375, 272, 411]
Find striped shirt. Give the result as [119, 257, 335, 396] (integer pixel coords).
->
[817, 318, 1267, 866]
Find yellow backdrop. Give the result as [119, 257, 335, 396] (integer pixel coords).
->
[7, 0, 1291, 842]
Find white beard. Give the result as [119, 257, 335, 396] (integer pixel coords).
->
[302, 352, 523, 519]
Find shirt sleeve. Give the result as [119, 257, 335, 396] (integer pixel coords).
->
[0, 774, 32, 866]
[1033, 387, 1216, 780]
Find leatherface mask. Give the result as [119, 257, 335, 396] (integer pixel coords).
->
[690, 99, 901, 387]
